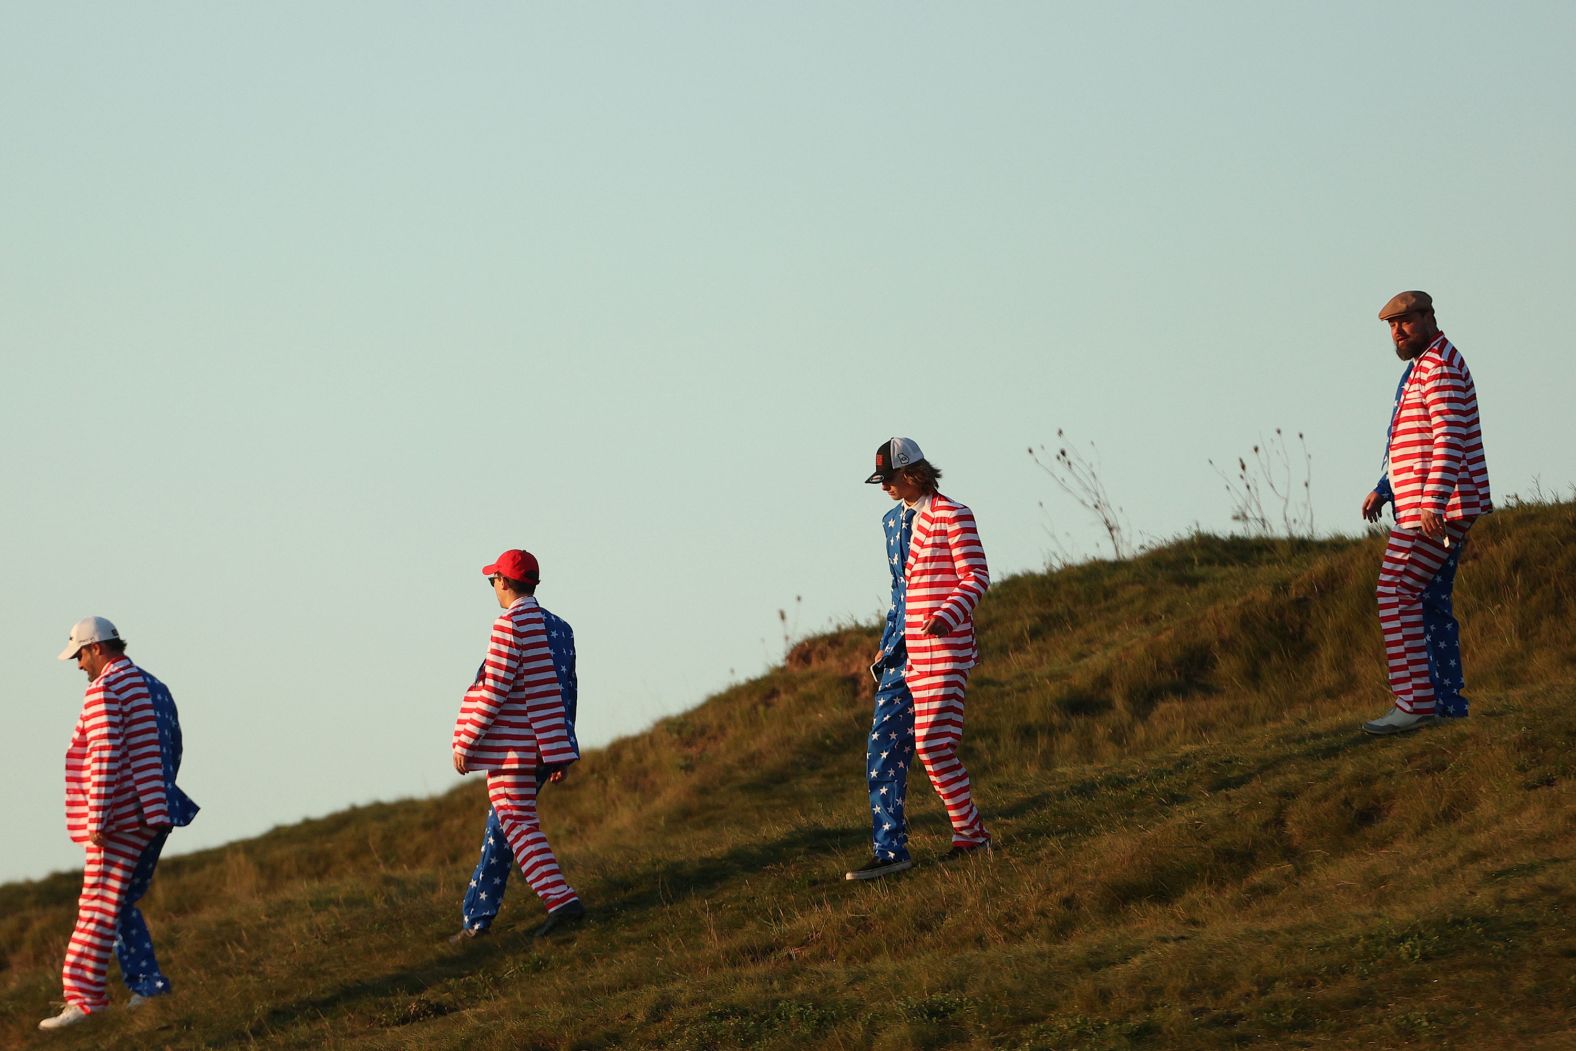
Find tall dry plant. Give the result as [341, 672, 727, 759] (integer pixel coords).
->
[1029, 431, 1134, 560]
[777, 595, 802, 659]
[1208, 428, 1314, 538]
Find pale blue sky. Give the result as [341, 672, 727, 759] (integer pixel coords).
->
[3, 3, 1572, 883]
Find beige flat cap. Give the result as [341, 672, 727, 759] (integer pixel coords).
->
[1379, 290, 1433, 320]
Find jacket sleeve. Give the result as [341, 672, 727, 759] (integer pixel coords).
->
[453, 616, 521, 760]
[81, 688, 120, 839]
[1421, 360, 1469, 514]
[122, 689, 171, 828]
[932, 505, 991, 632]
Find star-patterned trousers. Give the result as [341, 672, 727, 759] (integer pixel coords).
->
[909, 668, 990, 847]
[461, 770, 552, 932]
[1377, 521, 1474, 716]
[62, 824, 159, 1011]
[485, 769, 579, 914]
[114, 829, 173, 997]
[867, 664, 917, 862]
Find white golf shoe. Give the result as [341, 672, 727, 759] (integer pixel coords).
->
[1361, 708, 1438, 736]
[38, 1004, 94, 1030]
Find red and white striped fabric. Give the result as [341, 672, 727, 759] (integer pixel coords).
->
[61, 825, 158, 1010]
[909, 670, 991, 847]
[903, 493, 991, 676]
[453, 597, 579, 772]
[486, 770, 579, 911]
[903, 491, 992, 847]
[1387, 332, 1492, 531]
[1377, 521, 1473, 715]
[64, 657, 169, 844]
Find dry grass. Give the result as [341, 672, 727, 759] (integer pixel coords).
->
[2, 502, 1573, 1050]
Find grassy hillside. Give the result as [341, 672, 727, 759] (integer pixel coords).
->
[3, 502, 1573, 1050]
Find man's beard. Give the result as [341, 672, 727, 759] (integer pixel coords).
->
[1394, 341, 1427, 361]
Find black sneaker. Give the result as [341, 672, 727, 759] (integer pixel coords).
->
[941, 841, 993, 862]
[844, 856, 914, 881]
[447, 925, 490, 945]
[531, 899, 586, 937]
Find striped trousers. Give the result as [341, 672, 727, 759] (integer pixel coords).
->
[485, 770, 579, 913]
[62, 825, 159, 1011]
[1376, 521, 1474, 716]
[114, 830, 173, 997]
[461, 766, 552, 932]
[909, 669, 990, 847]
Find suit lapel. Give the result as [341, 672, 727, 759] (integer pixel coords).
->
[905, 497, 941, 578]
[1403, 340, 1446, 407]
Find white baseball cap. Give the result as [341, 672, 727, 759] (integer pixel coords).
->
[58, 616, 121, 660]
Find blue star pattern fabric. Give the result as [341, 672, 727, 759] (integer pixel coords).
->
[141, 673, 199, 828]
[110, 672, 196, 997]
[113, 830, 172, 996]
[865, 505, 918, 863]
[461, 607, 578, 932]
[1422, 541, 1469, 717]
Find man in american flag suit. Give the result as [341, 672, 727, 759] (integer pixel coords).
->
[452, 549, 585, 936]
[1360, 291, 1492, 735]
[451, 593, 579, 941]
[848, 438, 992, 880]
[40, 617, 199, 1031]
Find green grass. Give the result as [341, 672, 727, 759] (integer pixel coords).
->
[4, 502, 1574, 1049]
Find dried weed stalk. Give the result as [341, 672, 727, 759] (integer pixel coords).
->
[1209, 428, 1314, 538]
[1029, 432, 1133, 560]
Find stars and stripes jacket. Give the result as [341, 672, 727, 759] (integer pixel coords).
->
[452, 596, 580, 772]
[872, 502, 910, 677]
[64, 656, 170, 844]
[539, 607, 580, 757]
[1377, 332, 1492, 531]
[903, 492, 991, 675]
[142, 670, 200, 828]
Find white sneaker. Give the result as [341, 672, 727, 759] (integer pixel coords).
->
[38, 1004, 94, 1030]
[128, 993, 160, 1009]
[1361, 708, 1437, 736]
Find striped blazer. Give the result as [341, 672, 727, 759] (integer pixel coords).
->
[453, 597, 580, 772]
[903, 493, 991, 675]
[1386, 332, 1492, 530]
[64, 657, 170, 843]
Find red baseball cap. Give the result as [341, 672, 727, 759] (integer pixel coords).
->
[481, 549, 540, 583]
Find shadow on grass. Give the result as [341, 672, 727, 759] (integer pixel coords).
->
[590, 820, 858, 914]
[195, 820, 862, 1047]
[988, 719, 1378, 834]
[196, 945, 510, 1047]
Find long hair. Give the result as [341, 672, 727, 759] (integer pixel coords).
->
[899, 460, 943, 493]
